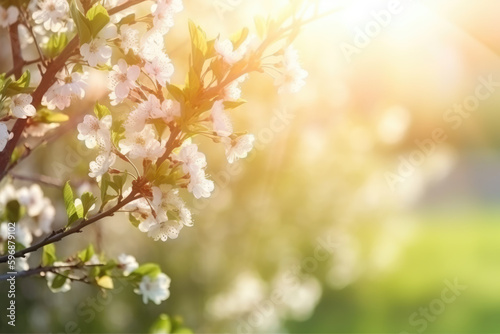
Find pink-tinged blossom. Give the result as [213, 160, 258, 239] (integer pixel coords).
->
[89, 152, 116, 181]
[119, 125, 166, 160]
[109, 59, 140, 104]
[77, 115, 112, 149]
[10, 94, 36, 119]
[119, 24, 140, 54]
[32, 0, 68, 32]
[274, 46, 308, 94]
[151, 0, 183, 34]
[144, 55, 174, 87]
[177, 143, 207, 175]
[211, 100, 232, 137]
[188, 169, 214, 199]
[223, 134, 255, 164]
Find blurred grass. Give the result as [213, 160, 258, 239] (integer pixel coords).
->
[288, 206, 500, 333]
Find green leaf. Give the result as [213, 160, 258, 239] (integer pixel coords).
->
[131, 263, 161, 278]
[96, 275, 114, 289]
[77, 244, 95, 262]
[42, 244, 56, 266]
[209, 59, 224, 83]
[36, 109, 69, 123]
[94, 102, 111, 119]
[45, 112, 69, 123]
[75, 198, 84, 218]
[63, 181, 79, 225]
[129, 213, 140, 228]
[149, 314, 172, 334]
[44, 33, 68, 58]
[4, 71, 32, 96]
[51, 272, 69, 289]
[70, 0, 92, 45]
[5, 200, 21, 222]
[112, 174, 127, 193]
[231, 27, 249, 50]
[167, 84, 185, 103]
[254, 16, 266, 39]
[188, 20, 207, 76]
[86, 4, 110, 38]
[118, 13, 135, 26]
[80, 192, 97, 217]
[223, 99, 247, 109]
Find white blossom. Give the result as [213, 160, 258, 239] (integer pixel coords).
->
[211, 100, 232, 137]
[0, 184, 16, 207]
[35, 198, 55, 235]
[0, 6, 19, 28]
[144, 54, 174, 87]
[160, 99, 181, 123]
[42, 82, 72, 110]
[59, 72, 88, 99]
[21, 197, 54, 237]
[119, 125, 165, 160]
[135, 273, 171, 304]
[0, 123, 12, 152]
[224, 74, 248, 101]
[32, 0, 69, 32]
[10, 94, 36, 119]
[80, 38, 112, 67]
[147, 220, 183, 241]
[18, 25, 34, 49]
[17, 184, 45, 217]
[109, 59, 140, 104]
[188, 169, 214, 199]
[215, 36, 253, 65]
[0, 222, 32, 248]
[77, 115, 112, 150]
[119, 24, 139, 54]
[151, 0, 183, 34]
[117, 253, 139, 276]
[223, 134, 255, 164]
[275, 46, 308, 94]
[16, 257, 29, 271]
[89, 152, 116, 181]
[177, 143, 207, 175]
[139, 30, 165, 62]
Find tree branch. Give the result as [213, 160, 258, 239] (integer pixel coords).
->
[0, 0, 147, 180]
[0, 263, 104, 281]
[0, 187, 143, 263]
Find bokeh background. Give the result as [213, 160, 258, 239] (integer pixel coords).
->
[2, 0, 500, 333]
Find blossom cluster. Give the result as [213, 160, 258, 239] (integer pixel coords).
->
[0, 184, 55, 270]
[0, 0, 309, 305]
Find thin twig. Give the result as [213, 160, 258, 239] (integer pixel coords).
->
[0, 186, 144, 263]
[0, 263, 104, 281]
[10, 172, 63, 188]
